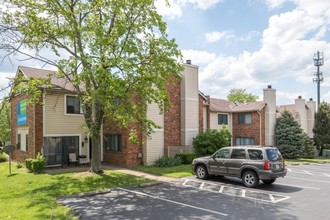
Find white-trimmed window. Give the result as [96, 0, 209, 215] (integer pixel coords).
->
[66, 95, 83, 114]
[218, 114, 228, 125]
[238, 113, 252, 124]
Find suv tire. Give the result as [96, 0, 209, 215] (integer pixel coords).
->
[196, 165, 209, 179]
[262, 179, 276, 185]
[242, 171, 259, 188]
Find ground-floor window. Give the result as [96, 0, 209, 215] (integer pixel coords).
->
[17, 127, 28, 151]
[43, 136, 79, 167]
[236, 137, 255, 146]
[104, 134, 122, 151]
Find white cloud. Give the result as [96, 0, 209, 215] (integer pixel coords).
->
[181, 49, 217, 65]
[205, 31, 233, 43]
[155, 0, 182, 20]
[265, 0, 287, 10]
[155, 0, 223, 19]
[180, 0, 224, 11]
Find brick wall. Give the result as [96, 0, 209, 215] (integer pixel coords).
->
[232, 109, 266, 145]
[164, 78, 181, 147]
[198, 94, 204, 133]
[11, 94, 44, 162]
[102, 122, 143, 167]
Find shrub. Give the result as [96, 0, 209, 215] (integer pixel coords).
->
[25, 153, 46, 174]
[193, 129, 229, 156]
[154, 156, 181, 167]
[16, 163, 23, 169]
[0, 153, 7, 163]
[175, 153, 196, 164]
[302, 134, 317, 159]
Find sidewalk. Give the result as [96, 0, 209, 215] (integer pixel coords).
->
[46, 164, 181, 184]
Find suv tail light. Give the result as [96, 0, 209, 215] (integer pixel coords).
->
[282, 160, 285, 168]
[264, 160, 270, 170]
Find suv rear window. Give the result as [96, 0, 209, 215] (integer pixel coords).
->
[266, 148, 282, 161]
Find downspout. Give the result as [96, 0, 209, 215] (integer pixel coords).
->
[257, 110, 262, 146]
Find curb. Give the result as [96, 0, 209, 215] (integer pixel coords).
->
[63, 189, 112, 199]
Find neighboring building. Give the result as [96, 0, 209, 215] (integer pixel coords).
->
[10, 61, 206, 167]
[277, 96, 316, 138]
[207, 85, 316, 146]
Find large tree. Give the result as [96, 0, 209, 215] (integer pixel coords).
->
[313, 101, 330, 155]
[0, 101, 10, 146]
[227, 88, 258, 103]
[275, 110, 304, 159]
[0, 0, 183, 172]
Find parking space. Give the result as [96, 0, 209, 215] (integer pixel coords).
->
[60, 163, 330, 220]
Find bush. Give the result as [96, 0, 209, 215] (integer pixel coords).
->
[193, 129, 229, 156]
[0, 153, 7, 163]
[175, 153, 196, 164]
[25, 153, 46, 174]
[302, 134, 317, 159]
[154, 156, 181, 167]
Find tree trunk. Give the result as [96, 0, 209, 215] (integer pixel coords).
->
[87, 100, 103, 173]
[90, 134, 102, 173]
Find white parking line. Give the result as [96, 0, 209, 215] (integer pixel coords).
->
[118, 187, 228, 217]
[303, 171, 313, 175]
[182, 179, 290, 204]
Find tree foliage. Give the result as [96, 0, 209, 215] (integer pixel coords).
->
[313, 101, 330, 155]
[193, 127, 231, 156]
[0, 101, 11, 145]
[275, 110, 305, 159]
[227, 88, 258, 103]
[1, 0, 183, 172]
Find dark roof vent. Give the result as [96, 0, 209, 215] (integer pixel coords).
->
[186, 60, 191, 64]
[309, 98, 313, 101]
[298, 96, 302, 99]
[267, 85, 272, 89]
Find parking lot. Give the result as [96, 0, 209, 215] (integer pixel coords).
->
[60, 163, 330, 220]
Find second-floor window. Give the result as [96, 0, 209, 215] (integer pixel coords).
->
[238, 113, 252, 124]
[218, 114, 228, 125]
[66, 96, 82, 114]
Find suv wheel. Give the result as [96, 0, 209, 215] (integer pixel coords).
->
[262, 179, 276, 185]
[242, 171, 259, 188]
[196, 165, 209, 179]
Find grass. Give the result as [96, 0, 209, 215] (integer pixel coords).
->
[0, 162, 152, 220]
[286, 157, 330, 165]
[131, 164, 194, 178]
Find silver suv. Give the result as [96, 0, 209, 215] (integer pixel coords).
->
[192, 146, 287, 187]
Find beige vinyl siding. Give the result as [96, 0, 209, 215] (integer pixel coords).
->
[181, 64, 199, 146]
[44, 94, 86, 135]
[144, 102, 164, 164]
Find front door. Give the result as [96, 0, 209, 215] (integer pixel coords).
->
[43, 136, 79, 167]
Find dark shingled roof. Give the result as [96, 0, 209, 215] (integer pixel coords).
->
[209, 98, 266, 113]
[18, 66, 83, 92]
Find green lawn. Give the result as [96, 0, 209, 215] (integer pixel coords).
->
[131, 164, 194, 178]
[0, 162, 151, 220]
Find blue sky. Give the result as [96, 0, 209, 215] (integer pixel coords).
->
[155, 0, 330, 105]
[1, 0, 330, 105]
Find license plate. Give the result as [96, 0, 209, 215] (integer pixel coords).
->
[274, 164, 279, 169]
